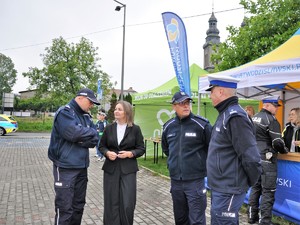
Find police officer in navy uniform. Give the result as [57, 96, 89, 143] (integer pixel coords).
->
[205, 75, 262, 225]
[248, 95, 288, 225]
[161, 91, 212, 225]
[48, 88, 100, 225]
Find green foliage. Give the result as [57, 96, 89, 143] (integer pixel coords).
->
[107, 92, 117, 123]
[211, 0, 300, 71]
[124, 93, 132, 104]
[0, 53, 17, 103]
[17, 116, 54, 132]
[23, 37, 112, 103]
[14, 96, 61, 113]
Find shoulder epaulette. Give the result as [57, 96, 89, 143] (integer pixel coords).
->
[163, 118, 175, 130]
[63, 104, 71, 110]
[57, 104, 75, 117]
[194, 115, 209, 123]
[164, 117, 175, 126]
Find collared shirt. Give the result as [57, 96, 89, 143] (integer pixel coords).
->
[117, 123, 127, 145]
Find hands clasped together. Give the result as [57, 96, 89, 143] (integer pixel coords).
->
[106, 150, 134, 160]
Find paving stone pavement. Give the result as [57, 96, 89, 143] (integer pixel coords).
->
[0, 133, 250, 225]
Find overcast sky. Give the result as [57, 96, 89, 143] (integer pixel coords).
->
[0, 0, 244, 94]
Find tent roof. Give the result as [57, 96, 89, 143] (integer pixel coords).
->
[199, 28, 300, 96]
[134, 63, 208, 102]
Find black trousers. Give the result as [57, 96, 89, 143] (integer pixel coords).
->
[103, 168, 137, 225]
[53, 165, 88, 225]
[248, 160, 277, 224]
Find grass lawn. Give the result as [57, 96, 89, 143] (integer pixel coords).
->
[138, 156, 169, 177]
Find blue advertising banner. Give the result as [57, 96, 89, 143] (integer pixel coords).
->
[244, 159, 300, 224]
[162, 12, 191, 96]
[97, 79, 102, 100]
[273, 160, 300, 223]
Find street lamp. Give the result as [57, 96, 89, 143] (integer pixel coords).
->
[113, 0, 126, 100]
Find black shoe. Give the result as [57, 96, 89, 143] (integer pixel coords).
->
[248, 216, 259, 224]
[259, 222, 280, 225]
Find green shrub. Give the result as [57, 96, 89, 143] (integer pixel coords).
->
[16, 116, 54, 132]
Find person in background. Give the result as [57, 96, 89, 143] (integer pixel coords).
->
[294, 108, 300, 147]
[99, 100, 145, 225]
[205, 75, 262, 225]
[245, 105, 255, 118]
[282, 107, 300, 152]
[95, 111, 108, 161]
[248, 95, 288, 225]
[48, 88, 100, 225]
[161, 91, 212, 225]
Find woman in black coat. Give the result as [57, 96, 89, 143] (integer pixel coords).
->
[99, 100, 145, 225]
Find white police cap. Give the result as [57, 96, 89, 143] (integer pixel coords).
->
[262, 95, 281, 106]
[205, 74, 240, 91]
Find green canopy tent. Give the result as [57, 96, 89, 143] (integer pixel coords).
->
[133, 63, 257, 139]
[133, 64, 207, 139]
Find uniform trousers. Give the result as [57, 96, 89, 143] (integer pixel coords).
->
[170, 178, 207, 225]
[53, 165, 88, 225]
[103, 167, 137, 225]
[210, 191, 246, 225]
[248, 160, 277, 224]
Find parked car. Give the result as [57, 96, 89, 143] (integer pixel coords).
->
[0, 114, 18, 136]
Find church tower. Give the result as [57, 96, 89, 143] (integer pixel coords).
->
[203, 9, 220, 72]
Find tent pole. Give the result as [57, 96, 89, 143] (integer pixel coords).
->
[198, 92, 201, 116]
[282, 91, 286, 127]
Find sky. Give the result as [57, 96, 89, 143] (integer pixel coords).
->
[0, 0, 245, 94]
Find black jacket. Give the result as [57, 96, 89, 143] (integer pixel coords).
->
[282, 122, 300, 152]
[48, 99, 99, 168]
[161, 113, 212, 181]
[99, 122, 145, 174]
[253, 109, 288, 154]
[207, 97, 262, 194]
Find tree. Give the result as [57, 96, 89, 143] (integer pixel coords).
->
[211, 0, 300, 72]
[107, 92, 117, 123]
[0, 53, 17, 104]
[23, 37, 112, 105]
[124, 93, 132, 105]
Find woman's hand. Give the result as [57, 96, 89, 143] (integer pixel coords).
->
[106, 151, 118, 161]
[117, 151, 134, 159]
[294, 141, 300, 147]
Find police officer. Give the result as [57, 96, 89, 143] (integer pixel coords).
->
[48, 88, 100, 225]
[248, 95, 288, 225]
[205, 75, 262, 225]
[161, 91, 212, 225]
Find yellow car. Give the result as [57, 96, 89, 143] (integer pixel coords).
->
[0, 114, 18, 136]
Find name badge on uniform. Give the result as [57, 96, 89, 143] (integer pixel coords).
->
[185, 132, 196, 137]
